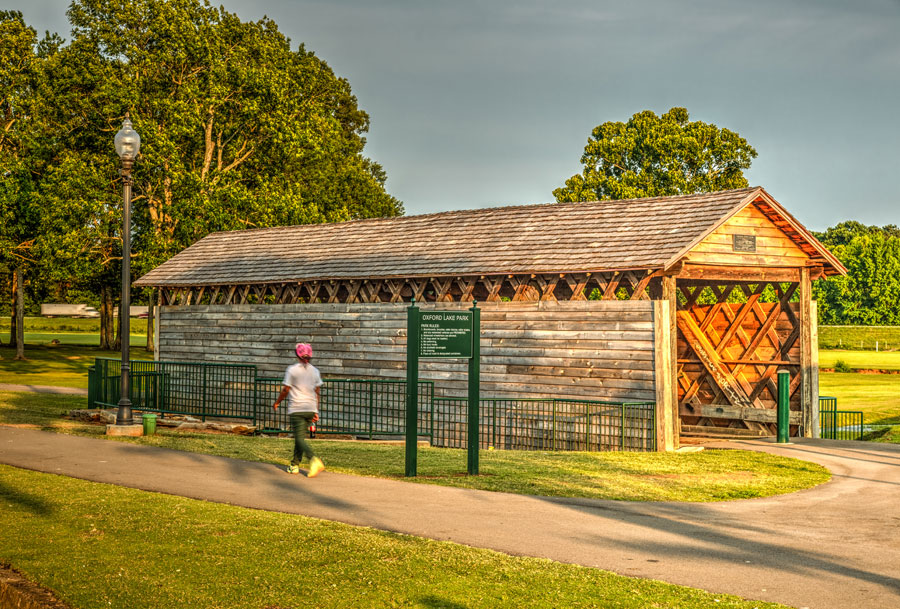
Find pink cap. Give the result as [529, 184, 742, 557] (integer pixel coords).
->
[295, 343, 313, 359]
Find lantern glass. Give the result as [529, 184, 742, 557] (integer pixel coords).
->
[114, 118, 141, 161]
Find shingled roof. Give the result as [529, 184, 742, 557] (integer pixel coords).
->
[135, 186, 842, 288]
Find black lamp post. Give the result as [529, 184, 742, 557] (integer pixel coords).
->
[113, 115, 140, 425]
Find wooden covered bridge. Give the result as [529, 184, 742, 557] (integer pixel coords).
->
[135, 186, 845, 450]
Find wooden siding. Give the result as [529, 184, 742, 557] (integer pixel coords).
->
[684, 204, 810, 268]
[158, 301, 657, 403]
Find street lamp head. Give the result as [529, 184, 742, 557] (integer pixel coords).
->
[114, 116, 141, 162]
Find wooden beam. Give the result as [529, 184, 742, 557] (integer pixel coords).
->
[679, 404, 801, 425]
[536, 275, 559, 301]
[482, 277, 503, 302]
[305, 282, 322, 304]
[601, 271, 620, 300]
[661, 275, 679, 446]
[457, 278, 476, 302]
[678, 264, 800, 283]
[653, 299, 676, 451]
[799, 267, 814, 437]
[565, 274, 589, 301]
[810, 300, 820, 437]
[324, 281, 340, 303]
[629, 270, 655, 301]
[676, 311, 752, 408]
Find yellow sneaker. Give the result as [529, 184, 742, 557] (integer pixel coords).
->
[308, 457, 325, 478]
[287, 464, 300, 475]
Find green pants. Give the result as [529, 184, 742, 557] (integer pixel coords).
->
[289, 412, 318, 465]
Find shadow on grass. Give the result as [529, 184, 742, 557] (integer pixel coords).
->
[0, 479, 53, 515]
[419, 595, 471, 609]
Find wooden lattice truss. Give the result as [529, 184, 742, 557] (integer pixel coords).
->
[158, 270, 665, 306]
[675, 280, 802, 433]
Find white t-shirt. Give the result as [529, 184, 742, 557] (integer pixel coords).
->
[282, 362, 323, 414]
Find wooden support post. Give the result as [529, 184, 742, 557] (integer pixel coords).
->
[799, 268, 815, 437]
[653, 299, 675, 451]
[810, 300, 820, 437]
[661, 275, 679, 448]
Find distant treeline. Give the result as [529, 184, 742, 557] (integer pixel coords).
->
[812, 221, 900, 325]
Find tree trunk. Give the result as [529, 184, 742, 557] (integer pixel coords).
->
[14, 266, 25, 360]
[146, 291, 155, 353]
[9, 270, 18, 348]
[113, 300, 122, 351]
[99, 285, 115, 350]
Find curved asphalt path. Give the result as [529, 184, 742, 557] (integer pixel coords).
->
[1, 426, 898, 609]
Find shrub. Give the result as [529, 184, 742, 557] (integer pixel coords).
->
[833, 359, 853, 373]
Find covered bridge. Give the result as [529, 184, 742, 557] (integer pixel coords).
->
[135, 186, 845, 450]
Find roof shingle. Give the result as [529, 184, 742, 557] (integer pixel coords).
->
[135, 187, 763, 287]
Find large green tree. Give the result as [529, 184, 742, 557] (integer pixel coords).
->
[554, 107, 757, 202]
[813, 222, 900, 325]
[0, 11, 60, 359]
[32, 0, 403, 348]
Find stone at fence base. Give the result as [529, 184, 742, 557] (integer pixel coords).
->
[106, 423, 143, 437]
[70, 410, 256, 435]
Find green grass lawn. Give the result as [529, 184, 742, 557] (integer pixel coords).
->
[819, 372, 900, 425]
[0, 315, 148, 334]
[0, 465, 787, 609]
[819, 349, 900, 370]
[0, 331, 148, 347]
[0, 343, 152, 388]
[819, 325, 900, 351]
[0, 390, 831, 502]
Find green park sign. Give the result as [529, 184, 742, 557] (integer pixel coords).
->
[406, 301, 481, 477]
[418, 311, 473, 358]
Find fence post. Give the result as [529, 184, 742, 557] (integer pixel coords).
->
[551, 400, 557, 451]
[585, 405, 591, 451]
[467, 301, 481, 475]
[405, 300, 420, 477]
[252, 370, 258, 430]
[368, 381, 374, 440]
[777, 369, 790, 443]
[201, 365, 208, 423]
[620, 405, 625, 451]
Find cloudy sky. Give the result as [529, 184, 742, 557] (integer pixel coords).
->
[11, 0, 900, 229]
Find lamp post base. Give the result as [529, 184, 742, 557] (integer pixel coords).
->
[106, 423, 143, 437]
[115, 397, 134, 426]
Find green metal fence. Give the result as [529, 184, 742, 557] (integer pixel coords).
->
[89, 358, 259, 424]
[88, 358, 655, 452]
[819, 396, 864, 440]
[434, 397, 656, 452]
[254, 377, 435, 439]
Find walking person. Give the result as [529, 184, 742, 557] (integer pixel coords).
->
[273, 343, 325, 477]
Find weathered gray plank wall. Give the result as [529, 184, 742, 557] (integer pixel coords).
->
[159, 301, 656, 402]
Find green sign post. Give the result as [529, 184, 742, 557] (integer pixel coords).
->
[405, 300, 481, 476]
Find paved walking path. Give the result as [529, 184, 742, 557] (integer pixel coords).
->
[1, 427, 898, 609]
[0, 383, 88, 395]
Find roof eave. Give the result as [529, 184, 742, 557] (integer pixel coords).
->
[661, 187, 765, 273]
[661, 186, 848, 277]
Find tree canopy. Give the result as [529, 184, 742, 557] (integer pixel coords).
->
[1, 0, 404, 350]
[554, 107, 757, 202]
[813, 222, 900, 325]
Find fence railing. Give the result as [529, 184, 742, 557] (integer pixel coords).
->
[255, 377, 435, 439]
[88, 358, 656, 452]
[819, 396, 864, 440]
[434, 397, 656, 452]
[89, 358, 258, 423]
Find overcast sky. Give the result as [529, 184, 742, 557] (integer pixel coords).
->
[11, 0, 900, 230]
